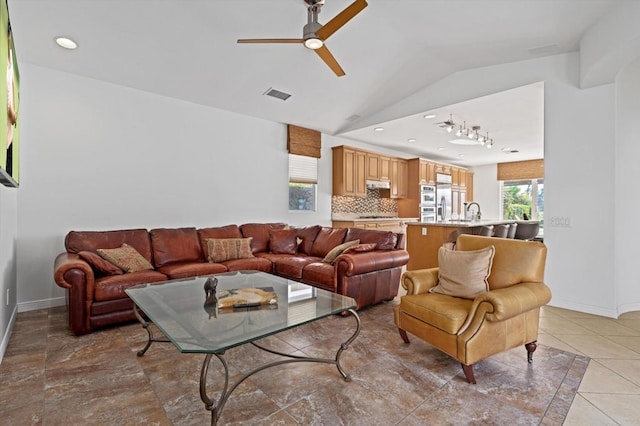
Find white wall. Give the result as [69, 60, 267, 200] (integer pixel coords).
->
[468, 164, 500, 221]
[15, 64, 342, 310]
[614, 58, 640, 312]
[0, 184, 17, 360]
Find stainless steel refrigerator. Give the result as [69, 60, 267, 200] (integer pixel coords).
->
[436, 173, 452, 222]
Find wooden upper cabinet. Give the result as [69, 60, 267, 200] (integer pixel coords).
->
[355, 151, 367, 197]
[466, 171, 474, 201]
[459, 169, 467, 188]
[391, 158, 408, 198]
[426, 162, 436, 185]
[451, 167, 460, 187]
[379, 156, 390, 181]
[443, 165, 452, 175]
[435, 163, 445, 175]
[332, 146, 366, 197]
[366, 153, 380, 180]
[419, 161, 428, 183]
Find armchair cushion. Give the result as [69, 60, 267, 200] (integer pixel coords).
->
[430, 245, 495, 299]
[401, 293, 473, 334]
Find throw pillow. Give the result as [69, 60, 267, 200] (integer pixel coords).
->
[96, 243, 154, 273]
[322, 239, 360, 264]
[344, 243, 377, 253]
[78, 251, 123, 275]
[269, 229, 298, 255]
[430, 245, 495, 299]
[206, 238, 254, 263]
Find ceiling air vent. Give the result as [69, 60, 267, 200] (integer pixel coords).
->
[345, 114, 361, 122]
[263, 87, 291, 101]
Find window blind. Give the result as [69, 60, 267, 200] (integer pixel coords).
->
[497, 159, 544, 181]
[289, 154, 318, 184]
[287, 125, 321, 158]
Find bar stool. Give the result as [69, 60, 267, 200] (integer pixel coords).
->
[514, 221, 540, 240]
[493, 224, 509, 238]
[507, 223, 518, 239]
[478, 225, 494, 236]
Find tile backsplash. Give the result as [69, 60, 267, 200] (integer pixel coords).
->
[332, 188, 397, 214]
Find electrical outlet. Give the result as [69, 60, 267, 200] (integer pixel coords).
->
[422, 227, 427, 236]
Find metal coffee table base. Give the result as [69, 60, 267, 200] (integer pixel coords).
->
[134, 307, 361, 425]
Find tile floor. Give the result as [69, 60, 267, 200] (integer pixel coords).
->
[1, 301, 639, 424]
[539, 306, 640, 425]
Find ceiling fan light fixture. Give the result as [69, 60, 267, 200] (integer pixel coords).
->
[304, 37, 324, 49]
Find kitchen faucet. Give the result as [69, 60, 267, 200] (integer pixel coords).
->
[467, 202, 481, 221]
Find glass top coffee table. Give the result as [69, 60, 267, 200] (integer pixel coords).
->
[125, 270, 360, 425]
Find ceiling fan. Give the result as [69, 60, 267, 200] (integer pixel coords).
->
[237, 0, 368, 77]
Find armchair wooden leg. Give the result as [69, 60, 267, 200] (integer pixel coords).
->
[398, 328, 410, 344]
[525, 341, 538, 364]
[461, 363, 476, 384]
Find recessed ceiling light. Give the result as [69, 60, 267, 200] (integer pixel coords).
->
[438, 147, 446, 150]
[55, 37, 78, 49]
[423, 114, 436, 119]
[458, 154, 465, 157]
[407, 138, 416, 142]
[374, 127, 384, 132]
[501, 147, 511, 152]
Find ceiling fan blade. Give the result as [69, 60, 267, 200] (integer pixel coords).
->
[316, 0, 368, 40]
[237, 38, 304, 44]
[315, 45, 345, 77]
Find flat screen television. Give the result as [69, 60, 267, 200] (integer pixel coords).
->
[0, 0, 19, 188]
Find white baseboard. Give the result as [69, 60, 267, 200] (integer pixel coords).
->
[0, 304, 17, 364]
[548, 299, 619, 318]
[17, 296, 65, 313]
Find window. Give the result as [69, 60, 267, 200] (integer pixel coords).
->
[501, 179, 544, 231]
[288, 154, 317, 211]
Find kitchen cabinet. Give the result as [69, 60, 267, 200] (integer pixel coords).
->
[366, 153, 391, 181]
[379, 156, 391, 181]
[366, 153, 380, 180]
[332, 219, 414, 235]
[332, 146, 367, 197]
[451, 167, 460, 187]
[466, 171, 474, 201]
[391, 158, 408, 199]
[459, 169, 467, 188]
[418, 160, 436, 185]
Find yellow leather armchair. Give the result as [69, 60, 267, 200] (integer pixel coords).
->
[394, 234, 551, 383]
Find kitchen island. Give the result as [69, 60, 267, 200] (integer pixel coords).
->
[332, 215, 419, 234]
[405, 221, 514, 270]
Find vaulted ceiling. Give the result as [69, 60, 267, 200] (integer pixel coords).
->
[7, 0, 623, 165]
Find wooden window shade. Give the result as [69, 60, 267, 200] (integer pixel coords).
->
[287, 125, 321, 158]
[497, 159, 544, 181]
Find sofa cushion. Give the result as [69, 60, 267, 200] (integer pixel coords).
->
[301, 262, 336, 291]
[198, 225, 243, 260]
[240, 223, 287, 254]
[66, 229, 153, 263]
[322, 239, 360, 264]
[430, 245, 495, 299]
[345, 228, 398, 250]
[206, 238, 254, 263]
[157, 262, 227, 280]
[269, 229, 298, 254]
[222, 257, 273, 273]
[344, 243, 377, 253]
[94, 270, 168, 301]
[78, 251, 123, 276]
[97, 244, 155, 273]
[150, 227, 203, 267]
[273, 256, 319, 279]
[310, 227, 348, 258]
[295, 225, 322, 255]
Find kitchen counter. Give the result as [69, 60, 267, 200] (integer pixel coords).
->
[332, 215, 419, 234]
[405, 220, 513, 270]
[406, 220, 512, 228]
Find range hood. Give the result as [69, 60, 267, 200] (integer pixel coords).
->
[366, 180, 391, 189]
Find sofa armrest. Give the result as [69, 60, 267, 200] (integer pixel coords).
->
[334, 250, 409, 277]
[401, 268, 439, 295]
[458, 281, 552, 334]
[54, 252, 95, 289]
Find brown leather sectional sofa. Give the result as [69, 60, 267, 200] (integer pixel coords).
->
[54, 222, 410, 335]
